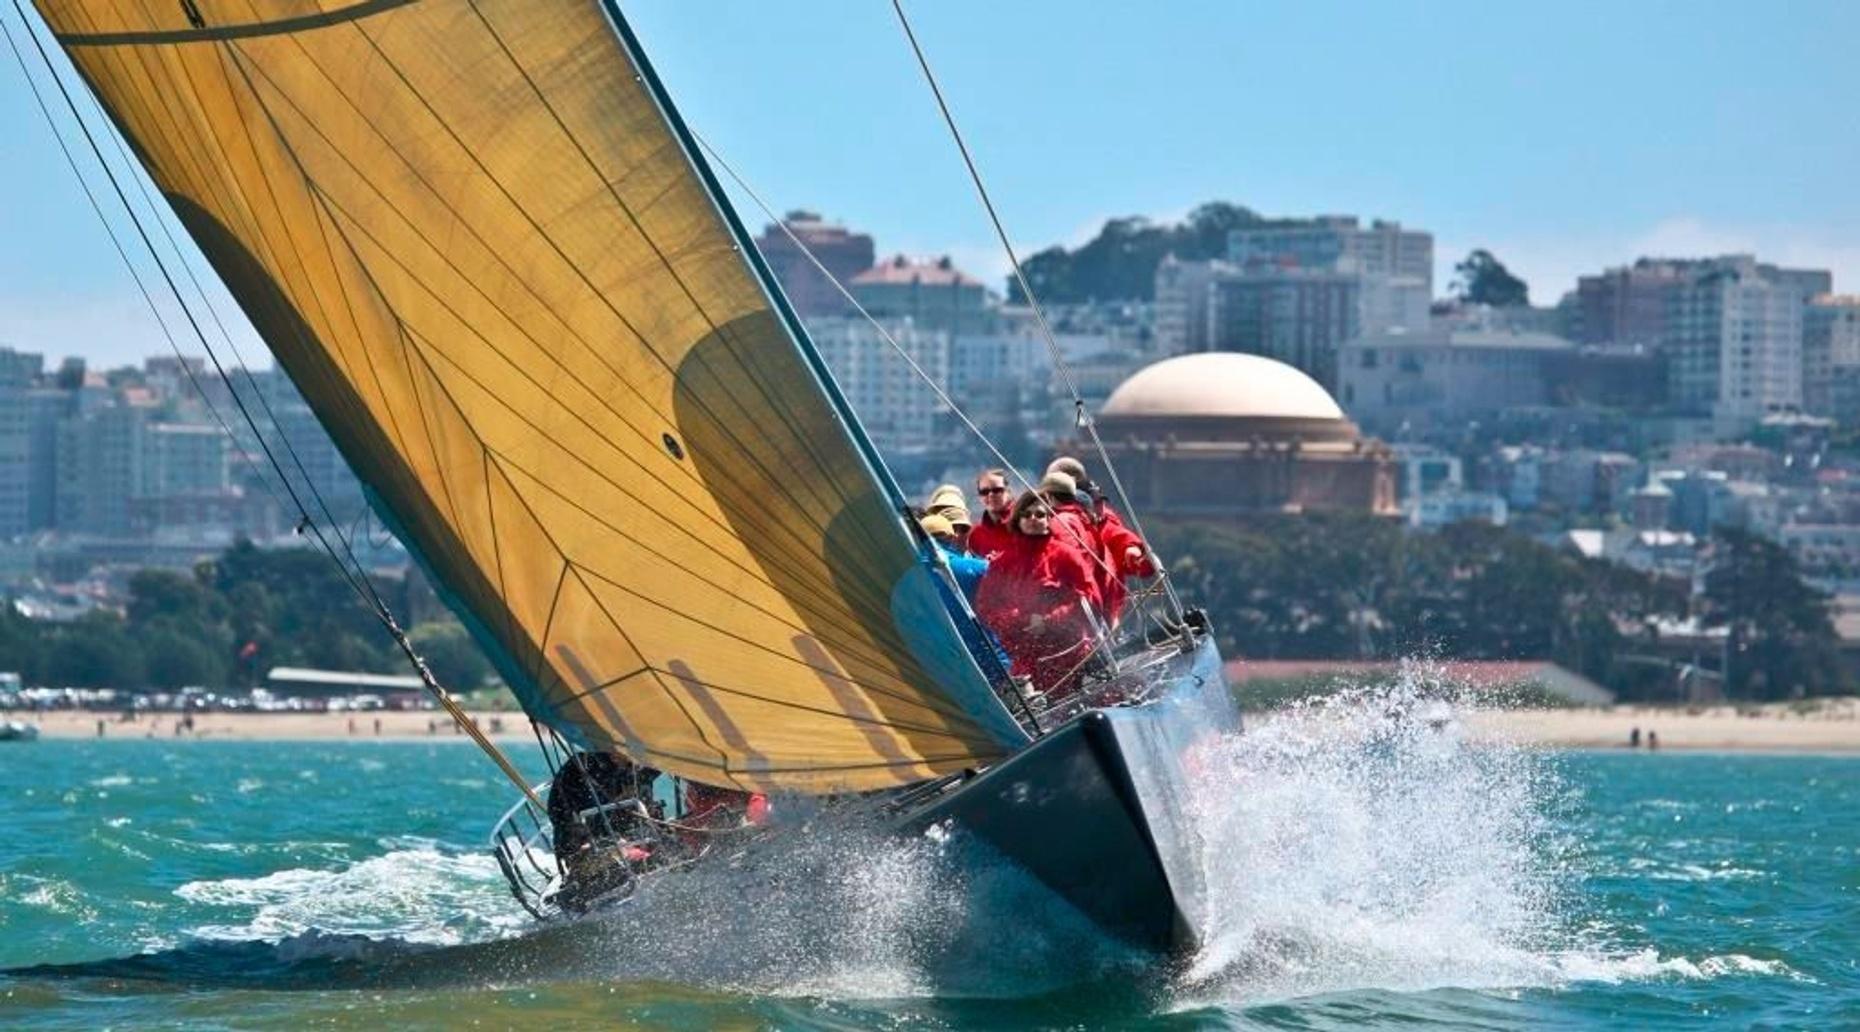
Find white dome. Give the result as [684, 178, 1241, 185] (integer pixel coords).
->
[1101, 353, 1345, 421]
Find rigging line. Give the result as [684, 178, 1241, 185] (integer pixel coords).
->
[14, 3, 540, 809]
[10, 2, 389, 627]
[888, 0, 1186, 621]
[1, 0, 380, 621]
[83, 0, 381, 586]
[691, 129, 1131, 593]
[0, 9, 293, 524]
[75, 54, 361, 568]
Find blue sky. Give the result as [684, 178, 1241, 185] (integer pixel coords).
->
[4, 0, 1860, 368]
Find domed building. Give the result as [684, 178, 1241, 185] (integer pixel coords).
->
[1085, 353, 1397, 516]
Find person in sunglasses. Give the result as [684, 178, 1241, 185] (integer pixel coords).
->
[974, 490, 1104, 700]
[966, 468, 1015, 560]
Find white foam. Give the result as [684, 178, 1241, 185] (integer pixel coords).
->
[1170, 664, 1810, 1008]
[176, 845, 528, 946]
[1550, 948, 1809, 984]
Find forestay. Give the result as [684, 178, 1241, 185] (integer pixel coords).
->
[36, 0, 1026, 791]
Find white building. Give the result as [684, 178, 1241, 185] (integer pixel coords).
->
[1408, 490, 1508, 529]
[1153, 256, 1229, 356]
[144, 423, 230, 495]
[809, 317, 952, 459]
[1228, 216, 1434, 292]
[1667, 258, 1804, 432]
[1337, 327, 1574, 429]
[1805, 295, 1860, 423]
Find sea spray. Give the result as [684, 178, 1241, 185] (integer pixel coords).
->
[1177, 662, 1578, 1003]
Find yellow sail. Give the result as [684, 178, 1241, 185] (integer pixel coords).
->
[38, 0, 1025, 791]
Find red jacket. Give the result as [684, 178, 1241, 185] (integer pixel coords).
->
[966, 511, 1015, 560]
[974, 530, 1103, 695]
[1095, 503, 1155, 622]
[1049, 499, 1118, 614]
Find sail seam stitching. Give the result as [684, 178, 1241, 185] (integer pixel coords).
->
[570, 561, 982, 725]
[463, 2, 899, 565]
[350, 14, 875, 555]
[411, 336, 910, 678]
[242, 34, 901, 614]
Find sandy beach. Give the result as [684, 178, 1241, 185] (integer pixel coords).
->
[12, 698, 1860, 751]
[1466, 699, 1860, 753]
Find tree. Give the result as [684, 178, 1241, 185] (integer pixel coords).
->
[1008, 202, 1265, 303]
[1701, 526, 1848, 699]
[1148, 514, 1687, 694]
[141, 627, 227, 690]
[127, 568, 224, 628]
[43, 613, 144, 688]
[1453, 249, 1530, 307]
[408, 619, 494, 691]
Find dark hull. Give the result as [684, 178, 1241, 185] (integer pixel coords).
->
[894, 635, 1237, 955]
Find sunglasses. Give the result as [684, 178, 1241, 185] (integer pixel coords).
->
[978, 486, 1008, 496]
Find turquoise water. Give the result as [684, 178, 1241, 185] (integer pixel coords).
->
[0, 711, 1855, 1028]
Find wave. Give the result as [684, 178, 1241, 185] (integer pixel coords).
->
[173, 842, 527, 947]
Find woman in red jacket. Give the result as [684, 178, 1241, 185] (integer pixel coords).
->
[974, 491, 1106, 701]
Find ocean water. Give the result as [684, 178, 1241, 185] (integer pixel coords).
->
[0, 701, 1854, 1029]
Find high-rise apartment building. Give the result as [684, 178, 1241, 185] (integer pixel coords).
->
[145, 423, 230, 496]
[1153, 255, 1227, 356]
[55, 400, 152, 537]
[1806, 295, 1860, 422]
[1209, 268, 1362, 390]
[848, 255, 995, 336]
[1229, 216, 1434, 292]
[1667, 260, 1804, 428]
[809, 317, 950, 461]
[1578, 256, 1830, 348]
[0, 347, 43, 387]
[753, 211, 876, 319]
[0, 386, 67, 538]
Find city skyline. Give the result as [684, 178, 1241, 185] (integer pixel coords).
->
[5, 1, 1860, 368]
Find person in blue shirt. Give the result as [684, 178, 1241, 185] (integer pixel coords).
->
[920, 512, 986, 601]
[919, 512, 1010, 679]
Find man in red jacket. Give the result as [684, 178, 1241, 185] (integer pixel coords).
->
[966, 468, 1016, 559]
[1045, 457, 1157, 624]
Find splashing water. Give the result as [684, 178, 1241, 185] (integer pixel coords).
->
[1176, 665, 1577, 1005]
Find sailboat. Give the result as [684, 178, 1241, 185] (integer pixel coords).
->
[27, 0, 1240, 955]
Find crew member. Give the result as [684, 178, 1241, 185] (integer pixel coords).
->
[1046, 457, 1156, 623]
[967, 469, 1015, 559]
[974, 490, 1104, 699]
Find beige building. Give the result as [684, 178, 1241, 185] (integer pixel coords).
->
[1087, 353, 1397, 517]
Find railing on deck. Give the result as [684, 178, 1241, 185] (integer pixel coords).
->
[489, 781, 560, 920]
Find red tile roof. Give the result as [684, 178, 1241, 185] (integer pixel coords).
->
[850, 254, 983, 287]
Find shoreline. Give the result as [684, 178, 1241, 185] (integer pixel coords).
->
[12, 709, 531, 742]
[1463, 700, 1860, 753]
[11, 699, 1860, 753]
